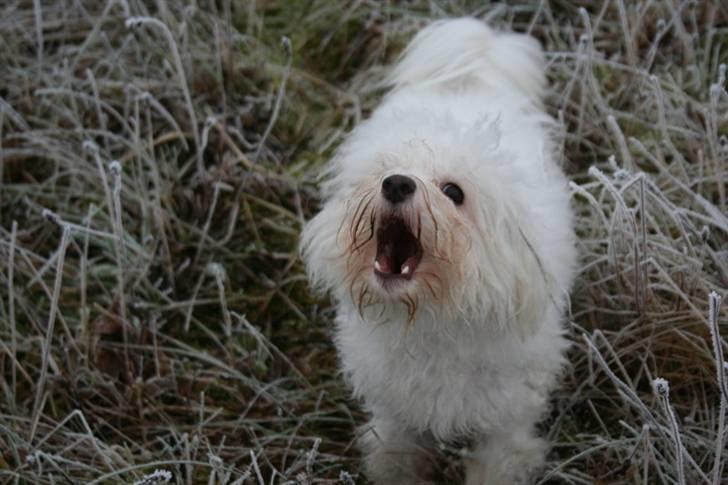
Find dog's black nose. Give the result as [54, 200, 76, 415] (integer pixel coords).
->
[381, 174, 416, 204]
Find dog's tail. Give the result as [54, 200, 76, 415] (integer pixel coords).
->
[387, 18, 545, 100]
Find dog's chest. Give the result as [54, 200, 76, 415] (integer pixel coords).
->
[336, 314, 558, 438]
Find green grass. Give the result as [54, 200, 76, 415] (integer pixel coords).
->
[1, 1, 727, 483]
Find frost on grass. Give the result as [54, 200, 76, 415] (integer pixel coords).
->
[133, 469, 173, 485]
[0, 1, 726, 484]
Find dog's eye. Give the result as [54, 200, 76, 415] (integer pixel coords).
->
[441, 183, 464, 205]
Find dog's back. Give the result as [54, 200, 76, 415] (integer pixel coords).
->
[387, 18, 545, 101]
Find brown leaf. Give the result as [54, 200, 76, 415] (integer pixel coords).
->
[92, 299, 123, 337]
[95, 347, 123, 381]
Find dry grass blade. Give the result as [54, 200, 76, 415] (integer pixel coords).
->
[0, 1, 726, 483]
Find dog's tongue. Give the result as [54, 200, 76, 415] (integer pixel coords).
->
[375, 243, 395, 274]
[374, 243, 417, 275]
[374, 216, 422, 279]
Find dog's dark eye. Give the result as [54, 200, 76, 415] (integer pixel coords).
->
[441, 183, 464, 205]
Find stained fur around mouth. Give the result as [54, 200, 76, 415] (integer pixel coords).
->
[374, 215, 423, 280]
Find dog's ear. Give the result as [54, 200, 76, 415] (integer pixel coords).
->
[464, 205, 554, 338]
[509, 226, 555, 338]
[502, 222, 554, 338]
[300, 200, 345, 295]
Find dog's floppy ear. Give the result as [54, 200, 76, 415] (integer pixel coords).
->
[300, 201, 343, 295]
[464, 203, 554, 338]
[510, 226, 555, 337]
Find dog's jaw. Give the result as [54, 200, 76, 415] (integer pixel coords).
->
[373, 214, 423, 288]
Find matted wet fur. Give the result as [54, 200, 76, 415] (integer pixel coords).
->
[301, 18, 577, 485]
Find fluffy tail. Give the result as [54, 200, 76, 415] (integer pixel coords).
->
[387, 18, 545, 100]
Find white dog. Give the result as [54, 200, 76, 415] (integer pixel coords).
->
[301, 18, 576, 485]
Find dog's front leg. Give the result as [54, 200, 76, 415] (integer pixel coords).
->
[359, 416, 434, 485]
[464, 428, 546, 485]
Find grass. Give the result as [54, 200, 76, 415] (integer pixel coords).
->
[0, 0, 727, 483]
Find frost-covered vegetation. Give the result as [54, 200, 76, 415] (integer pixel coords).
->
[0, 1, 726, 483]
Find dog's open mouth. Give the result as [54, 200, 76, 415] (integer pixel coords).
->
[374, 216, 423, 281]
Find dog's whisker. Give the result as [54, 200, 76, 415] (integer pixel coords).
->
[421, 276, 440, 300]
[357, 283, 370, 317]
[352, 203, 377, 253]
[349, 193, 374, 247]
[422, 186, 440, 251]
[398, 294, 417, 326]
[428, 251, 452, 263]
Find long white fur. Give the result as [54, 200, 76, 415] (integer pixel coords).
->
[301, 18, 577, 484]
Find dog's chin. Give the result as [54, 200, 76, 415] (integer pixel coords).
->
[371, 214, 423, 292]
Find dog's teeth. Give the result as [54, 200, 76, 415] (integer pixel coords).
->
[401, 264, 411, 275]
[374, 260, 382, 272]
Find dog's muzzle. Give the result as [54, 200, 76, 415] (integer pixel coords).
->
[374, 215, 423, 282]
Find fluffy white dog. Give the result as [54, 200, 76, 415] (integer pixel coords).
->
[301, 18, 576, 485]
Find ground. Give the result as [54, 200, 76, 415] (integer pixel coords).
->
[0, 1, 727, 484]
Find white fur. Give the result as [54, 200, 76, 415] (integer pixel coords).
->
[301, 18, 577, 484]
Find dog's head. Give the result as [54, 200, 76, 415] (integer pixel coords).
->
[301, 115, 552, 333]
